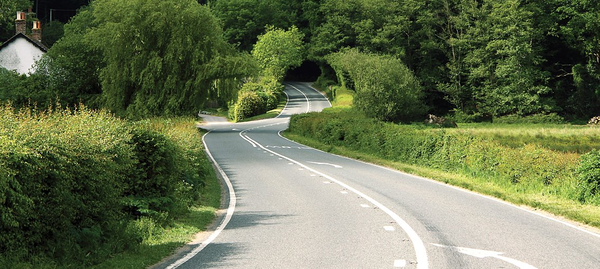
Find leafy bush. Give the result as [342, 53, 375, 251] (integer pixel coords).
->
[577, 150, 600, 204]
[230, 90, 266, 122]
[229, 77, 285, 122]
[0, 104, 210, 266]
[0, 104, 135, 263]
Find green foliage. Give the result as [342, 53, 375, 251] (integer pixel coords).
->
[86, 0, 256, 118]
[228, 76, 284, 121]
[252, 26, 305, 81]
[326, 49, 426, 122]
[0, 68, 49, 106]
[35, 6, 104, 108]
[230, 90, 266, 122]
[577, 150, 600, 204]
[211, 0, 298, 51]
[41, 20, 64, 47]
[289, 109, 583, 204]
[0, 0, 31, 40]
[0, 104, 212, 267]
[0, 104, 135, 264]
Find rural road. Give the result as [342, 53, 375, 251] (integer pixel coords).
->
[155, 82, 600, 268]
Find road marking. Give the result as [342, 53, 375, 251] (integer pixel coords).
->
[432, 244, 538, 269]
[242, 130, 429, 269]
[394, 259, 407, 267]
[361, 204, 371, 208]
[287, 84, 311, 113]
[307, 161, 343, 169]
[340, 191, 348, 194]
[165, 131, 237, 269]
[239, 130, 256, 147]
[384, 226, 396, 231]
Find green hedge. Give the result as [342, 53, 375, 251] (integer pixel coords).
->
[0, 104, 210, 266]
[288, 108, 588, 203]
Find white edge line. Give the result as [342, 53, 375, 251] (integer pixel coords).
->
[304, 82, 333, 107]
[242, 131, 429, 269]
[287, 84, 311, 113]
[239, 130, 257, 147]
[165, 131, 237, 269]
[276, 130, 600, 239]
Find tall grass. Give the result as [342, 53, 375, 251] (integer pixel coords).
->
[451, 123, 600, 153]
[287, 108, 600, 226]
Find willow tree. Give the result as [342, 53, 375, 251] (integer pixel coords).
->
[88, 0, 256, 118]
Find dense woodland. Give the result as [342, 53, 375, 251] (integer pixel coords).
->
[1, 0, 599, 121]
[209, 0, 600, 121]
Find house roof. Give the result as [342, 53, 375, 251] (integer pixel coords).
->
[0, 32, 48, 52]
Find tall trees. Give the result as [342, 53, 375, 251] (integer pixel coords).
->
[554, 0, 600, 117]
[252, 26, 305, 81]
[211, 0, 298, 51]
[465, 0, 553, 117]
[0, 0, 31, 40]
[327, 49, 426, 122]
[87, 0, 256, 118]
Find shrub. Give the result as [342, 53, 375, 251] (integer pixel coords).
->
[231, 90, 266, 122]
[0, 105, 210, 266]
[577, 150, 600, 204]
[0, 104, 135, 263]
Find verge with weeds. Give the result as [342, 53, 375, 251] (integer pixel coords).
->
[285, 107, 600, 227]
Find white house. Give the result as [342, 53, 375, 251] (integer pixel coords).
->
[0, 12, 47, 75]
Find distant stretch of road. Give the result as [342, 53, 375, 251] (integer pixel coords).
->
[155, 82, 600, 268]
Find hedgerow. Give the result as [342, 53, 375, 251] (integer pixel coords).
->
[288, 108, 591, 204]
[0, 104, 211, 267]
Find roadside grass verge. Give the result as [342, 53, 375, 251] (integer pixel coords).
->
[284, 109, 600, 228]
[0, 104, 221, 268]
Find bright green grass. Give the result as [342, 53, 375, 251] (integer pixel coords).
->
[283, 132, 600, 229]
[449, 123, 600, 153]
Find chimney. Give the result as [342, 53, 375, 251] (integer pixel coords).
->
[16, 11, 26, 35]
[32, 21, 41, 42]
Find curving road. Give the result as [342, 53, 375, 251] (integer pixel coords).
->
[155, 82, 600, 269]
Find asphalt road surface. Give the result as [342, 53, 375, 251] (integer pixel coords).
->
[155, 82, 600, 269]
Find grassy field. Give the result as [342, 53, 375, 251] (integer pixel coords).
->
[451, 123, 600, 153]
